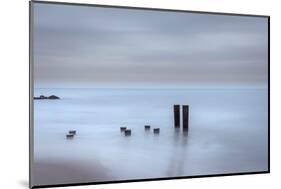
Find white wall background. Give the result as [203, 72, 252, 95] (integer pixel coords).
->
[0, 0, 278, 188]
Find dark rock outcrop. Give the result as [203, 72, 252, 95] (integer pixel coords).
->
[48, 95, 60, 100]
[34, 95, 47, 100]
[34, 95, 60, 100]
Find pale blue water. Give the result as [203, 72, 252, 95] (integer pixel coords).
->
[33, 88, 268, 185]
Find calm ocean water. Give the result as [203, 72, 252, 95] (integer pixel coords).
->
[33, 88, 268, 185]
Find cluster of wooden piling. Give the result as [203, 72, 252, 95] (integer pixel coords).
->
[120, 125, 160, 137]
[66, 130, 76, 139]
[144, 125, 160, 134]
[120, 127, 132, 136]
[64, 105, 188, 140]
[174, 104, 189, 131]
[118, 104, 188, 137]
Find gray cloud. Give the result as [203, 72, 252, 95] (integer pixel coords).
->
[33, 3, 268, 88]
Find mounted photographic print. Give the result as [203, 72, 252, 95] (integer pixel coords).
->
[29, 1, 270, 188]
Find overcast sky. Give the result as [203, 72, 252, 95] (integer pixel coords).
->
[33, 3, 268, 88]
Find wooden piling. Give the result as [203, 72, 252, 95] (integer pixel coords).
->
[174, 105, 180, 128]
[69, 130, 76, 135]
[144, 125, 151, 130]
[182, 105, 189, 131]
[153, 128, 160, 134]
[120, 127, 126, 132]
[124, 129, 131, 136]
[66, 134, 74, 139]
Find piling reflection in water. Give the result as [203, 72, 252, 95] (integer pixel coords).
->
[167, 127, 189, 176]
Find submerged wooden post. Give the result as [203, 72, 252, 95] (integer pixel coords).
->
[66, 134, 74, 139]
[182, 105, 189, 131]
[124, 129, 131, 136]
[69, 130, 76, 135]
[120, 127, 126, 132]
[174, 105, 180, 128]
[144, 125, 151, 130]
[153, 128, 160, 134]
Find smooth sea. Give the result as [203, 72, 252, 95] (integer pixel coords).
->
[33, 88, 268, 185]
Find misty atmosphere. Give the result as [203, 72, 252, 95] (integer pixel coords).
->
[32, 2, 268, 186]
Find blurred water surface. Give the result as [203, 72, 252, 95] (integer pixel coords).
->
[33, 88, 268, 185]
